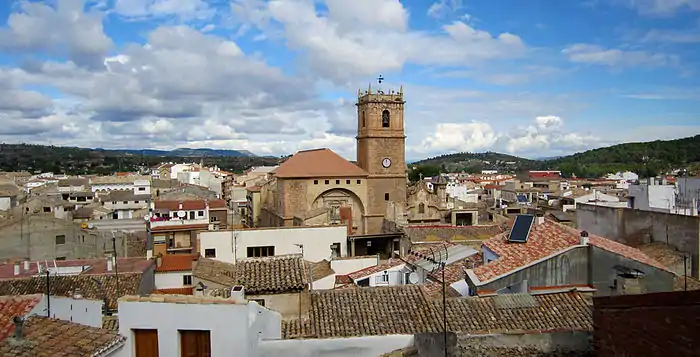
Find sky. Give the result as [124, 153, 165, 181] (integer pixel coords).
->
[0, 0, 698, 161]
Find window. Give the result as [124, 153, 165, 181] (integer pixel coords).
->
[55, 257, 66, 261]
[198, 210, 204, 217]
[138, 187, 146, 191]
[180, 330, 211, 357]
[55, 235, 66, 245]
[418, 203, 425, 214]
[183, 275, 193, 285]
[134, 201, 139, 204]
[249, 298, 265, 307]
[335, 180, 340, 184]
[204, 248, 216, 258]
[189, 211, 195, 219]
[43, 207, 51, 213]
[123, 201, 128, 204]
[346, 180, 350, 184]
[380, 272, 389, 282]
[314, 180, 318, 185]
[247, 246, 275, 258]
[382, 110, 390, 127]
[134, 329, 159, 357]
[356, 180, 361, 184]
[362, 111, 366, 127]
[324, 180, 329, 184]
[112, 201, 117, 204]
[385, 193, 390, 201]
[330, 243, 341, 258]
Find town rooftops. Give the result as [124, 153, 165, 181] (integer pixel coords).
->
[0, 316, 125, 357]
[154, 199, 207, 211]
[101, 191, 151, 202]
[471, 219, 670, 283]
[282, 286, 593, 339]
[57, 178, 88, 187]
[0, 295, 42, 341]
[272, 148, 368, 178]
[0, 273, 145, 310]
[119, 294, 244, 305]
[0, 257, 153, 279]
[90, 175, 150, 185]
[194, 255, 308, 295]
[404, 224, 507, 242]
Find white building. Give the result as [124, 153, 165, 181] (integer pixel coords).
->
[101, 191, 151, 219]
[628, 182, 677, 213]
[605, 171, 639, 189]
[90, 176, 152, 196]
[153, 254, 197, 292]
[199, 226, 348, 263]
[118, 294, 281, 357]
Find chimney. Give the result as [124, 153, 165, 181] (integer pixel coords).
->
[535, 213, 545, 225]
[580, 231, 589, 246]
[13, 262, 20, 276]
[179, 201, 183, 210]
[156, 254, 163, 268]
[23, 261, 29, 272]
[13, 316, 24, 339]
[106, 257, 113, 272]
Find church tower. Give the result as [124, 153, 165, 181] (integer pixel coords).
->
[356, 83, 407, 233]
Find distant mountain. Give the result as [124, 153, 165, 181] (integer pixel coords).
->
[411, 135, 700, 178]
[102, 148, 257, 157]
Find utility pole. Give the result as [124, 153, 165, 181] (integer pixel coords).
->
[111, 232, 120, 299]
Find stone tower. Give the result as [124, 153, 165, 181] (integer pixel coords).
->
[356, 84, 407, 233]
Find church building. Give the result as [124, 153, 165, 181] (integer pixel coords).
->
[257, 84, 408, 235]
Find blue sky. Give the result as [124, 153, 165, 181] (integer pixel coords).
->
[0, 0, 698, 160]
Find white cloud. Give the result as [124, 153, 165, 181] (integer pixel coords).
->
[618, 0, 700, 16]
[231, 0, 527, 82]
[418, 122, 499, 154]
[641, 28, 700, 43]
[113, 0, 214, 20]
[562, 43, 679, 67]
[427, 0, 462, 19]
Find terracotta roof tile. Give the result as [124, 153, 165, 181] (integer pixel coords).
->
[346, 259, 404, 280]
[405, 225, 507, 242]
[208, 199, 227, 209]
[0, 295, 42, 341]
[0, 257, 153, 279]
[153, 287, 194, 295]
[0, 316, 124, 357]
[273, 148, 368, 178]
[194, 256, 308, 295]
[0, 273, 144, 310]
[472, 219, 671, 282]
[155, 254, 197, 272]
[102, 315, 119, 331]
[434, 291, 593, 334]
[305, 260, 334, 281]
[307, 285, 442, 338]
[119, 294, 243, 305]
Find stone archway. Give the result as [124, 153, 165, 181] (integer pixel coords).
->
[311, 188, 365, 234]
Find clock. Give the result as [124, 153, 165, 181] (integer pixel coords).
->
[382, 158, 392, 168]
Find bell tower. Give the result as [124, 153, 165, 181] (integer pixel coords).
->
[356, 82, 407, 233]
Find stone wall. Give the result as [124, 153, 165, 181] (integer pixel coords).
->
[593, 290, 700, 357]
[577, 203, 700, 277]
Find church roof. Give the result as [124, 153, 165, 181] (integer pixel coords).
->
[273, 148, 368, 178]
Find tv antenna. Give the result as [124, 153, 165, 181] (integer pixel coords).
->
[424, 244, 449, 357]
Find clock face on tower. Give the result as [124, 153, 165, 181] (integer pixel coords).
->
[382, 158, 392, 168]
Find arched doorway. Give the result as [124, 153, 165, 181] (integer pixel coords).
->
[311, 188, 365, 234]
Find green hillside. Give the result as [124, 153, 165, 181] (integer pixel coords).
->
[0, 144, 281, 175]
[410, 135, 700, 179]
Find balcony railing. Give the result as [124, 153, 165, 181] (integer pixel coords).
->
[150, 218, 209, 229]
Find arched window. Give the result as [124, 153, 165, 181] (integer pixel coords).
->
[382, 110, 390, 127]
[418, 203, 425, 214]
[362, 111, 366, 127]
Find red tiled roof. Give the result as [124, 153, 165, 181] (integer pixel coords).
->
[347, 259, 404, 280]
[0, 295, 42, 340]
[471, 219, 670, 282]
[246, 185, 261, 192]
[0, 258, 154, 280]
[153, 287, 194, 295]
[155, 254, 198, 272]
[334, 275, 352, 285]
[208, 199, 226, 209]
[484, 184, 504, 189]
[273, 148, 368, 178]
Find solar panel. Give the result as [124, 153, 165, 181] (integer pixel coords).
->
[509, 214, 535, 243]
[516, 194, 528, 203]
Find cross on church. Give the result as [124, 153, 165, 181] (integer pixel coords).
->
[419, 173, 423, 180]
[377, 75, 384, 84]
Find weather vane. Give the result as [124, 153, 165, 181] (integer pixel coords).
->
[377, 74, 384, 84]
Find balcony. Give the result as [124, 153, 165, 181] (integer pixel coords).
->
[149, 217, 210, 229]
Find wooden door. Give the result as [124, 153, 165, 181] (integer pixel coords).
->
[133, 329, 159, 357]
[180, 330, 211, 357]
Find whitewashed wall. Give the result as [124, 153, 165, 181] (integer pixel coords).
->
[259, 335, 414, 357]
[29, 296, 103, 328]
[330, 257, 378, 275]
[155, 271, 191, 289]
[200, 226, 348, 263]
